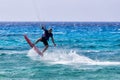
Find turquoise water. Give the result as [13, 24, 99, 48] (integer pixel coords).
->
[0, 22, 120, 80]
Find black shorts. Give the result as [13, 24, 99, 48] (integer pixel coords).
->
[41, 38, 48, 46]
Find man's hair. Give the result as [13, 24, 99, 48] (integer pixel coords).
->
[49, 28, 52, 30]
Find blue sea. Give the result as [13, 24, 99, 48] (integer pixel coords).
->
[0, 22, 120, 80]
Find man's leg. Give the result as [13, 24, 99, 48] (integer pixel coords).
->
[42, 39, 49, 54]
[34, 38, 42, 45]
[42, 45, 49, 54]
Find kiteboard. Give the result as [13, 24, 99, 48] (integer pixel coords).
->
[24, 35, 43, 56]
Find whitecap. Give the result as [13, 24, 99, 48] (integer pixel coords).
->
[27, 48, 120, 66]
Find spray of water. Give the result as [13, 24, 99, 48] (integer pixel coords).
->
[27, 48, 120, 65]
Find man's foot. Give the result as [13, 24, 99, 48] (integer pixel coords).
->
[41, 51, 44, 54]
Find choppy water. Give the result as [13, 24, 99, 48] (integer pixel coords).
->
[0, 22, 120, 80]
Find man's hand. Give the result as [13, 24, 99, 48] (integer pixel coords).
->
[41, 25, 45, 29]
[41, 26, 44, 29]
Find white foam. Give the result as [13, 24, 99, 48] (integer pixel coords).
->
[27, 49, 120, 66]
[27, 48, 40, 60]
[0, 50, 27, 55]
[91, 61, 120, 65]
[27, 49, 94, 64]
[54, 32, 66, 34]
[45, 50, 95, 64]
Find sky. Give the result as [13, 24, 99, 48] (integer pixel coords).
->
[0, 0, 120, 22]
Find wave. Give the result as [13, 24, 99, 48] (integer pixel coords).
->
[53, 32, 66, 34]
[27, 48, 120, 66]
[0, 50, 27, 55]
[110, 32, 120, 34]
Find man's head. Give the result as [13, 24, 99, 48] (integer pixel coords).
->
[48, 28, 52, 33]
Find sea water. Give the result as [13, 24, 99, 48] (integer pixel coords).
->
[0, 22, 120, 80]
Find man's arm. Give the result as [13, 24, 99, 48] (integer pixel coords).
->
[51, 36, 56, 47]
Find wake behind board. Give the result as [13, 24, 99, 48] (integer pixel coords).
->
[24, 35, 43, 56]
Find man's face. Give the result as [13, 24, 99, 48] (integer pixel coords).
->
[48, 29, 52, 33]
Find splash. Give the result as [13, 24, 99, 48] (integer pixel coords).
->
[27, 49, 120, 65]
[27, 48, 41, 60]
[41, 50, 95, 64]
